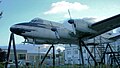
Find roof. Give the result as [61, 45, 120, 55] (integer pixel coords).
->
[0, 44, 64, 54]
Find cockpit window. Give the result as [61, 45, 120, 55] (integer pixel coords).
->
[30, 18, 43, 23]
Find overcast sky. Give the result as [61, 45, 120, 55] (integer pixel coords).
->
[0, 0, 120, 45]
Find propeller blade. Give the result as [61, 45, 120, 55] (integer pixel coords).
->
[55, 30, 60, 39]
[50, 22, 60, 39]
[51, 27, 60, 39]
[67, 9, 76, 35]
[68, 9, 72, 19]
[72, 24, 76, 35]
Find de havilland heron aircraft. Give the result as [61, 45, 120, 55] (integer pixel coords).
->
[8, 13, 120, 66]
[10, 13, 120, 44]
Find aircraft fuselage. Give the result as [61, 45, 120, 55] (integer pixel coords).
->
[10, 18, 96, 44]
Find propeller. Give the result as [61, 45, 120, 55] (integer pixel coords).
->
[50, 22, 60, 39]
[68, 9, 76, 35]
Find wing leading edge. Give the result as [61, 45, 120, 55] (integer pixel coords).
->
[90, 14, 120, 37]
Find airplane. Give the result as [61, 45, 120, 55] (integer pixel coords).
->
[10, 14, 120, 45]
[9, 13, 120, 66]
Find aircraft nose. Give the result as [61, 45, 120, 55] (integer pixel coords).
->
[10, 25, 25, 35]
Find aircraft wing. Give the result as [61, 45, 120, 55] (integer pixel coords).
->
[90, 14, 120, 37]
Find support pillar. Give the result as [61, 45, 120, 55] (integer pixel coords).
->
[79, 40, 84, 65]
[5, 33, 18, 68]
[40, 44, 55, 68]
[80, 40, 97, 65]
[52, 44, 55, 68]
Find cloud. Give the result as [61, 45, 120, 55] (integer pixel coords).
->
[64, 13, 70, 18]
[82, 17, 96, 23]
[92, 16, 109, 22]
[44, 1, 89, 14]
[81, 16, 110, 23]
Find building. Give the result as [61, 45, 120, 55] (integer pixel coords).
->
[0, 43, 66, 67]
[64, 44, 88, 65]
[0, 44, 62, 62]
[64, 30, 120, 65]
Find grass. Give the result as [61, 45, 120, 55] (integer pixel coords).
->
[1, 63, 119, 68]
[0, 62, 5, 68]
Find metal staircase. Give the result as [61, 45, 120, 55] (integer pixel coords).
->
[108, 45, 120, 65]
[86, 35, 120, 66]
[95, 36, 120, 66]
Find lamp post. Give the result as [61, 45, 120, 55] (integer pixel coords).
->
[37, 46, 40, 68]
[57, 48, 61, 65]
[38, 47, 40, 61]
